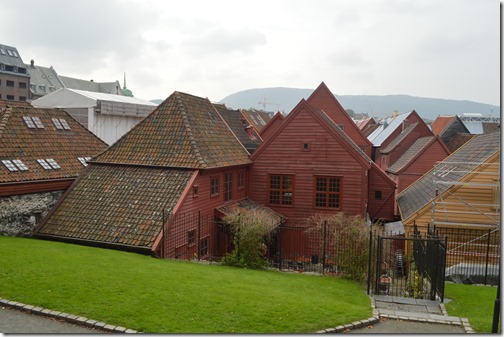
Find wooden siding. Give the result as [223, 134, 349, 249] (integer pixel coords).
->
[249, 107, 368, 226]
[404, 155, 500, 233]
[383, 125, 432, 170]
[306, 83, 372, 157]
[367, 164, 396, 221]
[162, 166, 250, 258]
[395, 139, 450, 193]
[0, 179, 74, 197]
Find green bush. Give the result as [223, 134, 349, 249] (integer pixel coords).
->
[221, 209, 275, 269]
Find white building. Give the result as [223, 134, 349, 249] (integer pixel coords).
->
[32, 88, 158, 145]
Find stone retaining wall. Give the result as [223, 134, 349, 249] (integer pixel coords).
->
[0, 191, 64, 236]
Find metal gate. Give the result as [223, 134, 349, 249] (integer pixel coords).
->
[368, 227, 447, 301]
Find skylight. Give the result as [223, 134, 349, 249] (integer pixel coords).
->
[12, 159, 28, 171]
[32, 117, 44, 128]
[46, 158, 61, 169]
[23, 116, 36, 128]
[23, 116, 44, 129]
[2, 160, 18, 172]
[59, 119, 70, 130]
[52, 118, 71, 130]
[52, 118, 63, 129]
[37, 159, 52, 170]
[77, 157, 89, 166]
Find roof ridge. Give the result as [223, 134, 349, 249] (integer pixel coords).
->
[0, 107, 11, 139]
[175, 93, 207, 168]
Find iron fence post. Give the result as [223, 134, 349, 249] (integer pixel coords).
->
[492, 258, 501, 333]
[197, 210, 201, 261]
[367, 229, 373, 295]
[322, 221, 327, 275]
[484, 228, 491, 285]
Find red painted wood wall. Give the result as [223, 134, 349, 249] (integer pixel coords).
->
[249, 106, 369, 227]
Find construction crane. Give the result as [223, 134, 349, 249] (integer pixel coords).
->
[258, 98, 281, 111]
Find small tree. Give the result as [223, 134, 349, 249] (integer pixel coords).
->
[221, 208, 277, 269]
[306, 212, 379, 283]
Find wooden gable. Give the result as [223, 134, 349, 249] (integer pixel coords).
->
[259, 111, 284, 140]
[250, 99, 371, 226]
[306, 82, 373, 157]
[387, 135, 450, 193]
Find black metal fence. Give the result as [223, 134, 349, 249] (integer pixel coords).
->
[430, 225, 500, 286]
[160, 211, 500, 291]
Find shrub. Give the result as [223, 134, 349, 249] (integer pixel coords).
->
[305, 212, 380, 283]
[221, 208, 276, 269]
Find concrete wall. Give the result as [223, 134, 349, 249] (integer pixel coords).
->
[0, 190, 64, 237]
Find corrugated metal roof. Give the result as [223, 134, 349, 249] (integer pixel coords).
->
[462, 120, 484, 134]
[369, 113, 409, 146]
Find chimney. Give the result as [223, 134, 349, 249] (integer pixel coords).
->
[30, 59, 34, 67]
[245, 125, 256, 140]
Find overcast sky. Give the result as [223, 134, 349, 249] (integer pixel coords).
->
[1, 0, 500, 105]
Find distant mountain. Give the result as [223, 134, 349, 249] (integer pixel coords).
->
[219, 87, 500, 121]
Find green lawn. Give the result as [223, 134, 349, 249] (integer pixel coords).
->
[444, 282, 499, 333]
[0, 236, 371, 333]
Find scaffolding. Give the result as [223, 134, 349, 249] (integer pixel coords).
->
[430, 160, 500, 228]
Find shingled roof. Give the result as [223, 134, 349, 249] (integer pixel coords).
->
[397, 131, 500, 221]
[0, 104, 107, 184]
[35, 165, 194, 251]
[213, 103, 262, 154]
[386, 136, 434, 174]
[94, 91, 252, 168]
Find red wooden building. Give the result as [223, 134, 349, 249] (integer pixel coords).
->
[35, 92, 282, 259]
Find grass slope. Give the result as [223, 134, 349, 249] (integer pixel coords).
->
[444, 282, 499, 333]
[0, 237, 371, 333]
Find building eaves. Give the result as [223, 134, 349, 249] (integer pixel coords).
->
[397, 131, 500, 222]
[381, 123, 418, 154]
[386, 136, 433, 174]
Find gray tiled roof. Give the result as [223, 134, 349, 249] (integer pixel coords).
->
[26, 64, 64, 96]
[0, 43, 29, 77]
[380, 123, 418, 154]
[387, 136, 433, 174]
[397, 131, 500, 221]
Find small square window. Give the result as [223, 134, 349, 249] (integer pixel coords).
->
[6, 80, 14, 87]
[375, 191, 382, 200]
[303, 143, 310, 150]
[192, 185, 199, 197]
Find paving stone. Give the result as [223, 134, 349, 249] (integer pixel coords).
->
[86, 319, 97, 325]
[94, 322, 106, 328]
[125, 329, 138, 333]
[76, 316, 88, 323]
[115, 326, 127, 332]
[334, 326, 345, 333]
[324, 327, 335, 333]
[104, 324, 116, 331]
[351, 321, 363, 329]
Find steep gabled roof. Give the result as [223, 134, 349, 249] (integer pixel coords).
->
[380, 123, 418, 154]
[397, 131, 500, 222]
[35, 165, 195, 252]
[259, 111, 285, 139]
[213, 103, 262, 154]
[386, 136, 441, 174]
[251, 99, 371, 168]
[0, 105, 107, 184]
[306, 82, 373, 150]
[240, 109, 271, 132]
[94, 91, 252, 169]
[431, 116, 455, 135]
